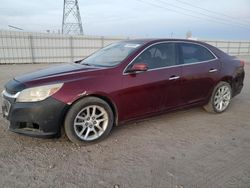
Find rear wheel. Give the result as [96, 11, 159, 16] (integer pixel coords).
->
[203, 81, 232, 113]
[64, 97, 114, 144]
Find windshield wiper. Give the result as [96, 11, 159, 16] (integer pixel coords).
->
[82, 63, 92, 66]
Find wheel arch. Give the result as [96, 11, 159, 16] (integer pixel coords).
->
[203, 80, 232, 113]
[220, 76, 233, 88]
[65, 93, 119, 127]
[205, 77, 233, 105]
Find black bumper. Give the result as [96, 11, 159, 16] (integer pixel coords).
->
[2, 96, 68, 138]
[232, 69, 245, 97]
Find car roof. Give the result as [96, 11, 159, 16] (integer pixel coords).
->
[123, 38, 208, 46]
[122, 38, 229, 58]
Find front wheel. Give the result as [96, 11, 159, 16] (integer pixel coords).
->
[64, 97, 114, 144]
[203, 81, 232, 113]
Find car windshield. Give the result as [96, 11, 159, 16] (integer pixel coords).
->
[80, 42, 143, 67]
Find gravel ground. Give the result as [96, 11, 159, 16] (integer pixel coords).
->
[0, 62, 250, 188]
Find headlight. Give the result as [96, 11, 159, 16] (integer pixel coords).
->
[16, 83, 63, 102]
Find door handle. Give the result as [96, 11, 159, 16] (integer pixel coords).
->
[209, 68, 218, 73]
[169, 75, 180, 80]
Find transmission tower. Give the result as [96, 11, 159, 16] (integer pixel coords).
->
[62, 0, 83, 35]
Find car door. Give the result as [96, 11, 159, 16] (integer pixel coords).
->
[119, 42, 182, 121]
[177, 42, 220, 104]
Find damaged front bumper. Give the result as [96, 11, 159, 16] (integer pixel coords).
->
[1, 91, 68, 138]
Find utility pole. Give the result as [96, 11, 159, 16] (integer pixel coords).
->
[62, 0, 83, 35]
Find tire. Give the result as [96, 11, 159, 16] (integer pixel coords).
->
[203, 81, 232, 113]
[64, 97, 114, 145]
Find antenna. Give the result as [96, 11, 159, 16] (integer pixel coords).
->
[62, 0, 83, 35]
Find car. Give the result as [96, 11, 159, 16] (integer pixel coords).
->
[1, 39, 245, 144]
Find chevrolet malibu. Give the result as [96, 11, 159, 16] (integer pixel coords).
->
[1, 39, 245, 144]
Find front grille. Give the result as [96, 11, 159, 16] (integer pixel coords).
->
[2, 90, 19, 100]
[2, 97, 11, 117]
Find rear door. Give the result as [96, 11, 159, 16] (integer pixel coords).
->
[177, 42, 220, 104]
[120, 42, 182, 121]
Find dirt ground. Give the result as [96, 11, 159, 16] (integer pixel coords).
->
[0, 61, 249, 188]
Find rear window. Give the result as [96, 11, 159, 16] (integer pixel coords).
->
[179, 43, 216, 64]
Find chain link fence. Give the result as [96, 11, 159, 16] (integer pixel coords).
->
[0, 30, 250, 64]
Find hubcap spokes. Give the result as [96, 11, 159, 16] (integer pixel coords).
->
[214, 85, 231, 112]
[74, 105, 108, 141]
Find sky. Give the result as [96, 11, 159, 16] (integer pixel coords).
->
[0, 0, 250, 40]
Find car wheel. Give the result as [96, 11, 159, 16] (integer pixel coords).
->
[64, 97, 114, 144]
[203, 81, 232, 113]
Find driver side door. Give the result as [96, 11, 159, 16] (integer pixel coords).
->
[119, 42, 182, 122]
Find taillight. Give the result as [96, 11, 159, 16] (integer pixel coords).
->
[240, 60, 245, 67]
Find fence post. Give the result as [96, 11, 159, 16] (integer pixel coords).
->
[29, 35, 35, 63]
[227, 41, 230, 54]
[238, 42, 241, 56]
[248, 42, 250, 55]
[70, 36, 73, 62]
[101, 36, 104, 48]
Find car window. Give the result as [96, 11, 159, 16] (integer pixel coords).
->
[179, 43, 215, 64]
[80, 42, 143, 67]
[130, 43, 176, 70]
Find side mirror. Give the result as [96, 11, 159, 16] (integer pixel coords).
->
[128, 63, 148, 73]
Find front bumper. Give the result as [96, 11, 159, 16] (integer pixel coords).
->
[2, 94, 68, 138]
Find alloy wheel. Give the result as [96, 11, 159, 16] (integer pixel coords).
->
[213, 85, 231, 112]
[73, 105, 109, 141]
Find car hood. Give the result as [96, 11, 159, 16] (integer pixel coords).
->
[15, 63, 105, 85]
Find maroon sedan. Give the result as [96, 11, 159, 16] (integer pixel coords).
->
[2, 39, 245, 144]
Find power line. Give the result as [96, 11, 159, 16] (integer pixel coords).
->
[155, 0, 250, 29]
[135, 0, 250, 30]
[8, 25, 23, 31]
[173, 0, 250, 26]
